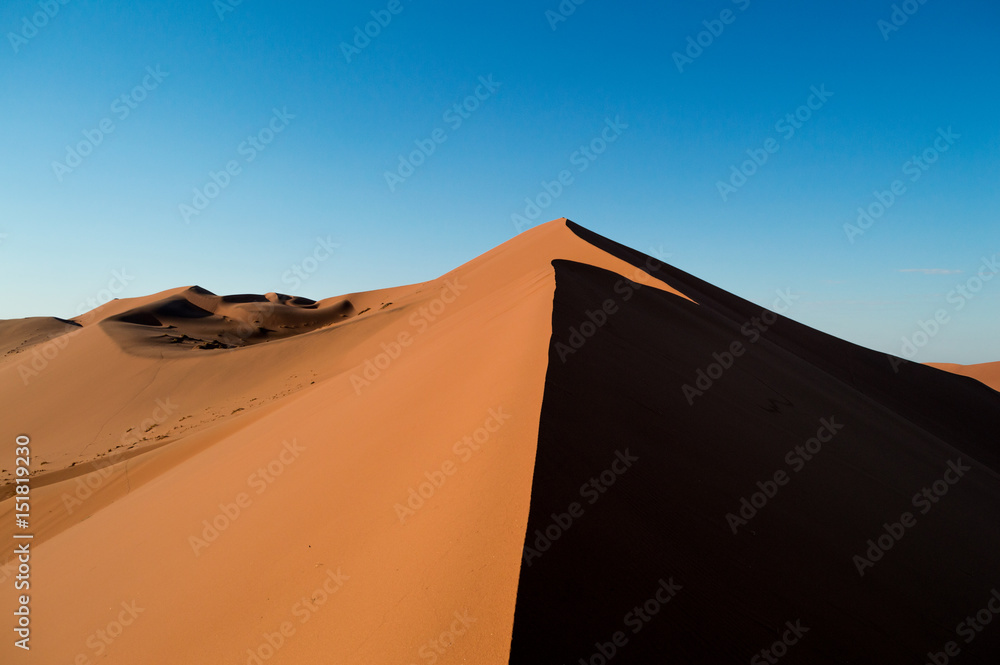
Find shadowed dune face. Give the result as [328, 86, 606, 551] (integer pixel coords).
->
[0, 219, 998, 664]
[563, 221, 1000, 473]
[508, 257, 1000, 663]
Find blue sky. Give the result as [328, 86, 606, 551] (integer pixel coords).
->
[1, 0, 998, 363]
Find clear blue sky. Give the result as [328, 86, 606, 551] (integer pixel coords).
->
[2, 0, 998, 363]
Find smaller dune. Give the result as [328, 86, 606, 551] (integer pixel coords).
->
[99, 286, 362, 354]
[0, 317, 82, 357]
[926, 361, 1000, 392]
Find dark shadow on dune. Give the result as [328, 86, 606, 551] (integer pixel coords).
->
[564, 220, 1000, 472]
[117, 311, 163, 327]
[285, 296, 319, 308]
[221, 294, 270, 304]
[155, 298, 215, 319]
[507, 256, 1000, 664]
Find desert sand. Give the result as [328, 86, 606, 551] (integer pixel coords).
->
[1, 219, 998, 663]
[927, 361, 1000, 392]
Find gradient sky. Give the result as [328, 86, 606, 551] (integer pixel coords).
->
[2, 0, 998, 363]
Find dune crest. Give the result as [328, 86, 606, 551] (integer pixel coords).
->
[2, 218, 998, 664]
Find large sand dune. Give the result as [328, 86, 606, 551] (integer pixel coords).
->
[1, 219, 998, 663]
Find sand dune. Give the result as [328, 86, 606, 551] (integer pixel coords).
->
[511, 225, 1000, 663]
[927, 361, 1000, 392]
[1, 219, 998, 663]
[0, 317, 80, 358]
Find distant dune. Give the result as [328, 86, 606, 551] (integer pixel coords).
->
[2, 219, 998, 663]
[927, 361, 1000, 392]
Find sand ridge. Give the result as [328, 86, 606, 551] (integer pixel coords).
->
[0, 219, 695, 664]
[2, 218, 997, 663]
